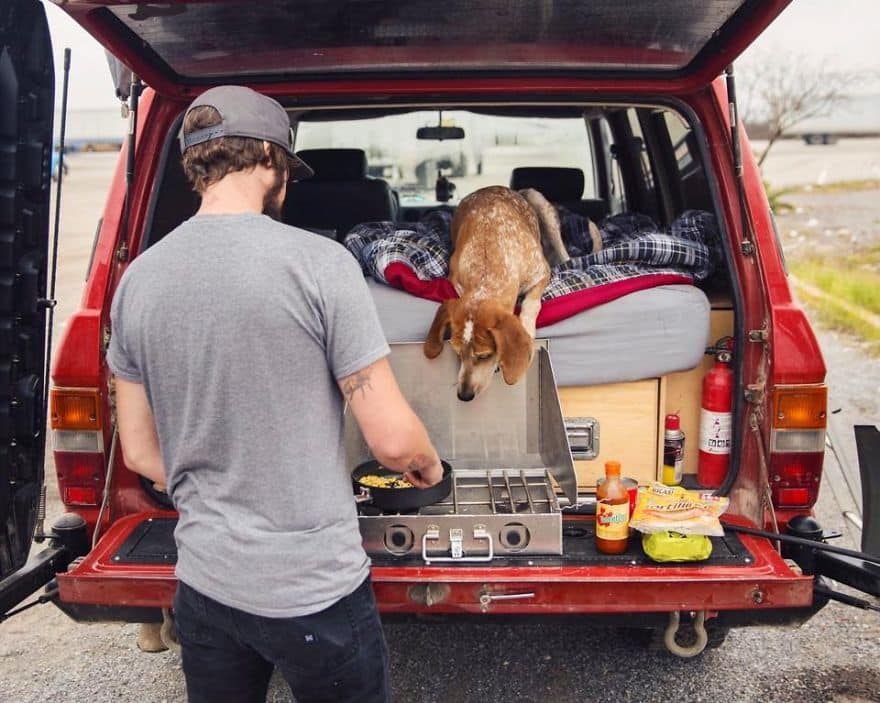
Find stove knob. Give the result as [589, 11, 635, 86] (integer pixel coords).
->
[384, 525, 415, 555]
[499, 522, 530, 552]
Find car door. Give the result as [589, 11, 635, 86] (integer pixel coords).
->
[0, 0, 54, 581]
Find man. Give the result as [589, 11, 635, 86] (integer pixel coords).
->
[108, 85, 443, 703]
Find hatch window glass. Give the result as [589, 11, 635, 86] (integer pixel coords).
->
[103, 0, 749, 79]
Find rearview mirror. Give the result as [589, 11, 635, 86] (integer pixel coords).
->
[417, 126, 465, 141]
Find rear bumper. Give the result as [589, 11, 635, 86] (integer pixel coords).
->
[57, 512, 818, 622]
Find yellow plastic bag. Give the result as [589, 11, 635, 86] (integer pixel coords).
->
[630, 483, 729, 536]
[642, 531, 713, 562]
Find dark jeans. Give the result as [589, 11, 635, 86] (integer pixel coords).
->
[172, 578, 390, 703]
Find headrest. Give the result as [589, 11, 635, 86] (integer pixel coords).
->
[294, 148, 367, 181]
[510, 167, 585, 202]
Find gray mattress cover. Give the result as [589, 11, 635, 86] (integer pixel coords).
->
[366, 280, 710, 386]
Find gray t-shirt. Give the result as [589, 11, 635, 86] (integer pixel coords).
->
[107, 213, 389, 617]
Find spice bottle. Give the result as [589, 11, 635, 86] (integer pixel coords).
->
[596, 460, 630, 554]
[662, 413, 685, 486]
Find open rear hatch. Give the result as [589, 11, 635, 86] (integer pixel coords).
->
[62, 0, 793, 97]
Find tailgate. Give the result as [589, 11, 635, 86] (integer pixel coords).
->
[57, 512, 813, 614]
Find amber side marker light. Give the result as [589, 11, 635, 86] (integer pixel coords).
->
[50, 388, 101, 431]
[772, 385, 828, 430]
[51, 388, 104, 454]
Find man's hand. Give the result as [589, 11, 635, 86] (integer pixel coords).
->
[403, 454, 443, 489]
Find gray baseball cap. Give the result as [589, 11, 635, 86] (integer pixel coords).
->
[179, 86, 314, 180]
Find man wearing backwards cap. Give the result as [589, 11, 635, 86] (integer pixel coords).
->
[107, 85, 443, 703]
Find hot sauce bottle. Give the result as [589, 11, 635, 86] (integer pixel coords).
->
[596, 460, 630, 554]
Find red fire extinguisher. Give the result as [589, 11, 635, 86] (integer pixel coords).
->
[698, 349, 733, 487]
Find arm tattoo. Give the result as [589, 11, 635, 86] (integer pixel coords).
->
[341, 369, 373, 402]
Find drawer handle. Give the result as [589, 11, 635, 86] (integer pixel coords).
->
[565, 417, 599, 460]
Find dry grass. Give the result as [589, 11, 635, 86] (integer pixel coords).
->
[791, 259, 880, 354]
[791, 260, 880, 316]
[796, 179, 880, 194]
[795, 288, 880, 354]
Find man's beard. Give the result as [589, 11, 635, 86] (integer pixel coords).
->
[262, 168, 286, 221]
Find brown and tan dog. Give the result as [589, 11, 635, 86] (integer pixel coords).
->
[424, 185, 568, 401]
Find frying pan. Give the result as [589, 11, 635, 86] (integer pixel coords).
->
[352, 460, 452, 511]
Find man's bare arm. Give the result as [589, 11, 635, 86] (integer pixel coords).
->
[339, 358, 442, 488]
[115, 378, 166, 486]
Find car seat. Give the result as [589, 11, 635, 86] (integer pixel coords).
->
[510, 167, 609, 222]
[283, 148, 397, 240]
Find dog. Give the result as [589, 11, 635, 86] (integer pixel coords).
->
[423, 185, 568, 401]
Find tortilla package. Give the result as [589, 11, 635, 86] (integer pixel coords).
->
[630, 483, 730, 537]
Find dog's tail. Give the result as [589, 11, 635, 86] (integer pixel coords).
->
[519, 188, 569, 267]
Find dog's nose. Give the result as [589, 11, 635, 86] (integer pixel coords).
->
[457, 388, 475, 402]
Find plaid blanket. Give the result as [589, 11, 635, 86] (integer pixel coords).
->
[344, 208, 719, 327]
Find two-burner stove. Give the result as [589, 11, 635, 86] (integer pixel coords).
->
[357, 468, 562, 562]
[346, 343, 578, 564]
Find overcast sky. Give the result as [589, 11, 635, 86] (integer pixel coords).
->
[43, 0, 880, 110]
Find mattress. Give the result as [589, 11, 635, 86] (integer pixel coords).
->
[366, 280, 711, 386]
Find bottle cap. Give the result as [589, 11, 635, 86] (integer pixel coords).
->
[665, 414, 681, 431]
[605, 460, 621, 476]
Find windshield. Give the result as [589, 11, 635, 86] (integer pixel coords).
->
[295, 110, 595, 207]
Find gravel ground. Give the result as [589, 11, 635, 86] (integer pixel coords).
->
[0, 153, 878, 703]
[775, 187, 880, 264]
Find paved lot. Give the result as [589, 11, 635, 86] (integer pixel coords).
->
[0, 152, 877, 703]
[753, 137, 880, 188]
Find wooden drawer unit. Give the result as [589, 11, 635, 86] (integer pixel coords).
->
[559, 379, 664, 488]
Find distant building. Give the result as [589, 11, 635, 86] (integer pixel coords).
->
[54, 107, 125, 151]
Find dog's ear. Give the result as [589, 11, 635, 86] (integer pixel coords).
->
[424, 299, 455, 359]
[490, 313, 533, 385]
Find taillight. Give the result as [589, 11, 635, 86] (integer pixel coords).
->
[51, 387, 105, 507]
[769, 385, 827, 509]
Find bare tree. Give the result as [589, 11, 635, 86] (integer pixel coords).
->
[739, 53, 859, 167]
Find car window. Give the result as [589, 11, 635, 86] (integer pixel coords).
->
[626, 109, 656, 195]
[660, 110, 712, 212]
[103, 0, 752, 79]
[663, 112, 695, 174]
[295, 111, 596, 207]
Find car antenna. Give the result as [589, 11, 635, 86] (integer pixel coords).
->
[35, 47, 71, 542]
[116, 71, 143, 263]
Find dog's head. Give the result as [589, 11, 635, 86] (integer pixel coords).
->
[424, 299, 533, 401]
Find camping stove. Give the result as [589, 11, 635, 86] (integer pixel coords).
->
[346, 342, 577, 564]
[357, 468, 562, 562]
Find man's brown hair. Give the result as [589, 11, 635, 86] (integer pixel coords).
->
[181, 105, 288, 194]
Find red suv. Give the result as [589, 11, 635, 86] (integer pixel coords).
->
[1, 0, 877, 655]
